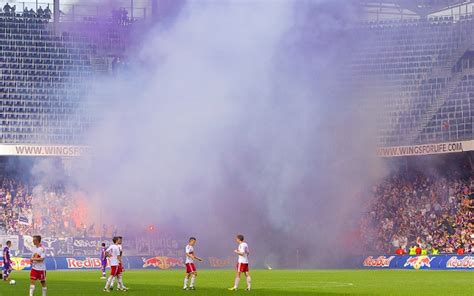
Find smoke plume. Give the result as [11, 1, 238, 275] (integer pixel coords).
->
[59, 0, 386, 268]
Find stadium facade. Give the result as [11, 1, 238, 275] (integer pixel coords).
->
[356, 0, 474, 157]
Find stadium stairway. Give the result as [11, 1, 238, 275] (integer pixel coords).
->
[403, 31, 473, 145]
[405, 70, 465, 144]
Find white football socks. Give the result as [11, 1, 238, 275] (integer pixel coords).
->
[234, 277, 240, 289]
[105, 276, 113, 289]
[184, 276, 189, 288]
[118, 275, 126, 289]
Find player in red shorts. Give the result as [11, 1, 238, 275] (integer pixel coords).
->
[103, 237, 121, 292]
[183, 237, 203, 290]
[29, 235, 47, 296]
[115, 236, 128, 291]
[228, 234, 251, 291]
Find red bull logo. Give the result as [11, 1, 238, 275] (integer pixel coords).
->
[446, 256, 474, 269]
[67, 258, 107, 269]
[11, 257, 32, 271]
[403, 256, 433, 270]
[363, 256, 395, 267]
[142, 256, 184, 270]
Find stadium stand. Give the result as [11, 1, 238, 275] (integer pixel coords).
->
[0, 2, 139, 145]
[353, 16, 474, 146]
[0, 5, 93, 144]
[361, 156, 474, 255]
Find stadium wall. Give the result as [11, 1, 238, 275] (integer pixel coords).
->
[363, 255, 474, 270]
[1, 255, 473, 271]
[0, 255, 236, 271]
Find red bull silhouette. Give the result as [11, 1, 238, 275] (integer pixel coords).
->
[142, 256, 183, 270]
[404, 256, 433, 270]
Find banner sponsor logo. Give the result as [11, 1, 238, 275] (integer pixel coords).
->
[11, 257, 32, 271]
[142, 256, 184, 270]
[0, 144, 91, 157]
[446, 256, 474, 269]
[208, 257, 234, 268]
[364, 255, 474, 270]
[377, 141, 464, 157]
[67, 257, 106, 269]
[403, 256, 434, 270]
[363, 256, 395, 267]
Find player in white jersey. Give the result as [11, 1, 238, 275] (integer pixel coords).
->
[108, 236, 128, 291]
[103, 237, 121, 292]
[183, 237, 203, 290]
[228, 234, 251, 291]
[115, 236, 128, 291]
[29, 235, 47, 296]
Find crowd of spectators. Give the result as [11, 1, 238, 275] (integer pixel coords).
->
[0, 177, 117, 238]
[0, 178, 32, 236]
[361, 168, 474, 255]
[1, 3, 51, 19]
[2, 2, 136, 25]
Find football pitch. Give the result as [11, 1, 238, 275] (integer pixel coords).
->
[0, 269, 473, 296]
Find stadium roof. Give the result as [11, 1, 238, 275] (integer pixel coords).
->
[362, 0, 471, 16]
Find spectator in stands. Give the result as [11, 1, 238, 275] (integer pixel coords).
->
[3, 3, 11, 15]
[44, 5, 52, 19]
[37, 6, 44, 18]
[120, 8, 128, 24]
[395, 246, 405, 255]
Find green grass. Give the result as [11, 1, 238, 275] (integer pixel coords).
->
[0, 269, 473, 295]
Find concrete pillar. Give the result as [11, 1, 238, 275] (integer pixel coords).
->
[53, 0, 60, 33]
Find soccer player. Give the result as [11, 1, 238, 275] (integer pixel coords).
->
[100, 242, 107, 279]
[228, 234, 251, 291]
[0, 243, 3, 280]
[29, 235, 47, 296]
[183, 237, 203, 290]
[115, 236, 128, 291]
[3, 240, 13, 281]
[103, 237, 121, 292]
